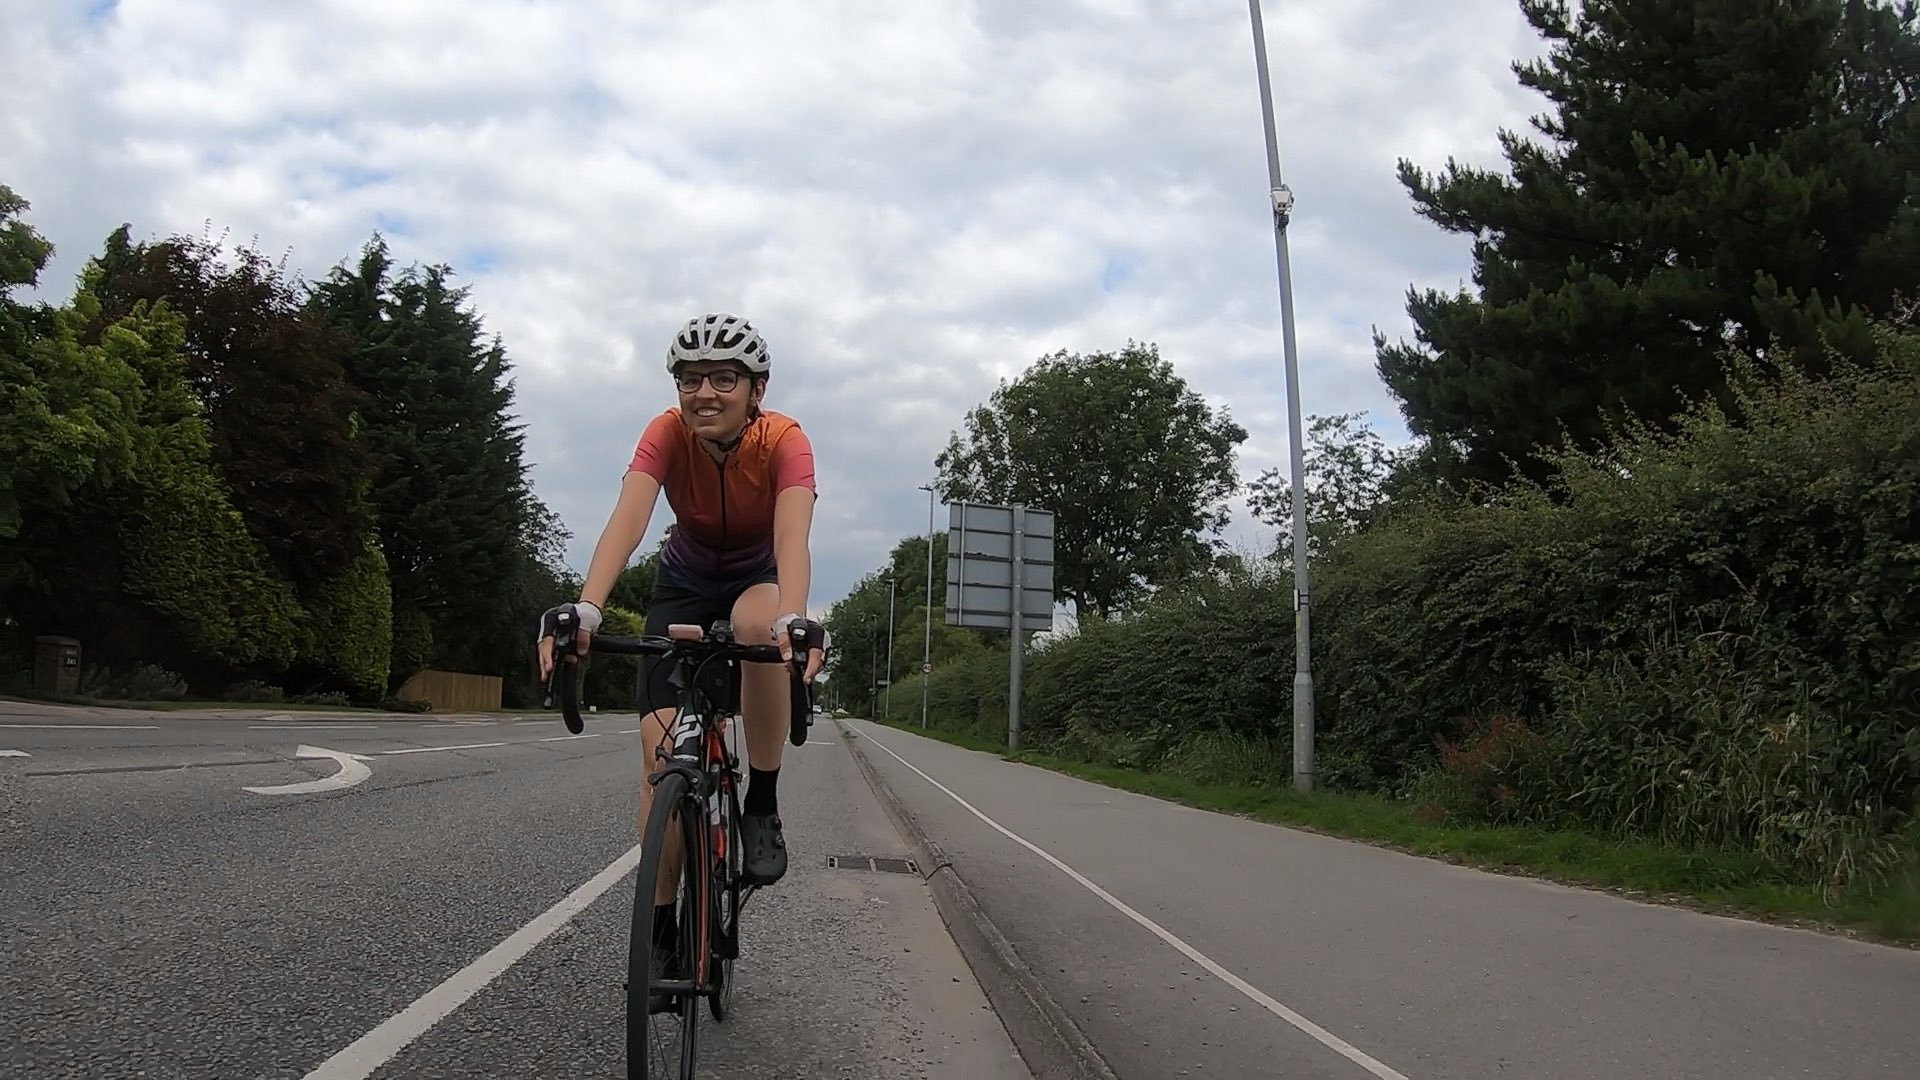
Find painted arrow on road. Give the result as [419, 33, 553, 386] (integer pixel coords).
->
[243, 744, 373, 796]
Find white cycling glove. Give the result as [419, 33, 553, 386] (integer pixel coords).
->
[572, 600, 603, 633]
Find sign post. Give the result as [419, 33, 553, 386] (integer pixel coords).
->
[945, 500, 1055, 752]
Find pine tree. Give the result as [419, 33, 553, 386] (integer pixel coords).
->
[311, 236, 557, 691]
[1376, 0, 1919, 488]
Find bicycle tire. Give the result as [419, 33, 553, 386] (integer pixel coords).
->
[628, 770, 704, 1079]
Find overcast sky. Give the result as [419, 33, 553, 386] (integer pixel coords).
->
[5, 0, 1548, 623]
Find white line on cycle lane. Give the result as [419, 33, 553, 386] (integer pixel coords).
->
[299, 841, 647, 1080]
[853, 721, 1412, 1080]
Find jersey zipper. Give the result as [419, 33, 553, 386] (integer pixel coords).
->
[714, 454, 729, 546]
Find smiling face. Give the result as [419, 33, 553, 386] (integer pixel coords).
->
[673, 359, 762, 444]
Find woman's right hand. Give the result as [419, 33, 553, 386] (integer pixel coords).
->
[536, 602, 599, 680]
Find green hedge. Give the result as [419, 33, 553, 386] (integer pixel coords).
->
[110, 299, 306, 671]
[301, 534, 393, 698]
[899, 320, 1920, 888]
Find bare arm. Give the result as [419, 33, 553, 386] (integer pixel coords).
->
[539, 470, 660, 680]
[771, 485, 814, 621]
[581, 470, 662, 608]
[771, 485, 820, 679]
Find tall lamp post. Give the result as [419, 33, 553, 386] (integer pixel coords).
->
[918, 482, 935, 729]
[884, 576, 896, 720]
[1247, 0, 1316, 792]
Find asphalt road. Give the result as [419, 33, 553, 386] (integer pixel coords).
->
[842, 718, 1920, 1080]
[0, 700, 1029, 1078]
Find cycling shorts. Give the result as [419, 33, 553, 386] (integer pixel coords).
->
[634, 567, 779, 717]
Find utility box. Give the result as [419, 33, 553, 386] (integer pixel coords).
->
[34, 635, 81, 697]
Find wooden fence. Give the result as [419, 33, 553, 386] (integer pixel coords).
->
[395, 669, 502, 713]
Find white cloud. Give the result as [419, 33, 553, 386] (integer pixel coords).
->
[2, 0, 1550, 619]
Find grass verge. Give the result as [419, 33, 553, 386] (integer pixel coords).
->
[863, 717, 1920, 948]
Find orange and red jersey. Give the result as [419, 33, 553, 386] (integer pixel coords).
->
[627, 408, 817, 588]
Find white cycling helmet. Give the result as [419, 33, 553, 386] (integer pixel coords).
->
[667, 312, 770, 374]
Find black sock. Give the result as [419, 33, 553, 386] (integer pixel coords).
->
[652, 903, 676, 950]
[744, 766, 779, 815]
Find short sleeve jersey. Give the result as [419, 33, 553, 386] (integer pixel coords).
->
[627, 407, 816, 586]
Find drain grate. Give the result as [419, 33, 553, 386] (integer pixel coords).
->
[828, 854, 920, 875]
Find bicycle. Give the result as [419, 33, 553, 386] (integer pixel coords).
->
[543, 607, 821, 1079]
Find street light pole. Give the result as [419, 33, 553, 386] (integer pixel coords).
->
[919, 482, 935, 729]
[884, 576, 896, 720]
[1246, 0, 1315, 793]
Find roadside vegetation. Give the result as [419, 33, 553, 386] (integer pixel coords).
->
[826, 1, 1920, 944]
[5, 1, 1914, 932]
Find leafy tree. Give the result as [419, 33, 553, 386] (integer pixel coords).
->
[1376, 0, 1920, 488]
[608, 529, 671, 613]
[1248, 413, 1408, 562]
[823, 531, 993, 716]
[85, 225, 376, 587]
[0, 186, 132, 564]
[933, 342, 1248, 618]
[10, 276, 306, 682]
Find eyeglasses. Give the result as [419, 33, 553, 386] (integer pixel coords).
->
[674, 369, 744, 393]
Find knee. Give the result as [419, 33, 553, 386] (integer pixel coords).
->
[733, 611, 773, 648]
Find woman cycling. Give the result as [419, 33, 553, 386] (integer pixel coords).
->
[536, 312, 826, 918]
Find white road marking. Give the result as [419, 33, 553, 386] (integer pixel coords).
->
[243, 745, 374, 796]
[854, 722, 1411, 1080]
[380, 741, 505, 755]
[0, 749, 29, 758]
[247, 724, 380, 731]
[299, 841, 646, 1080]
[538, 732, 605, 742]
[0, 723, 158, 730]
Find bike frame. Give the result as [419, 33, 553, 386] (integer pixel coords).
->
[542, 610, 817, 1028]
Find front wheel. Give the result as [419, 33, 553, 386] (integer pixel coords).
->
[629, 771, 705, 1078]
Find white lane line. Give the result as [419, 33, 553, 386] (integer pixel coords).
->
[1, 749, 29, 758]
[247, 724, 380, 731]
[804, 739, 835, 746]
[855, 723, 1411, 1080]
[300, 841, 646, 1080]
[380, 741, 506, 756]
[538, 732, 605, 743]
[0, 723, 158, 730]
[243, 745, 374, 796]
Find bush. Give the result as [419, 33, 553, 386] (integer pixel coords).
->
[301, 534, 393, 699]
[579, 604, 643, 712]
[69, 662, 188, 701]
[221, 679, 284, 703]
